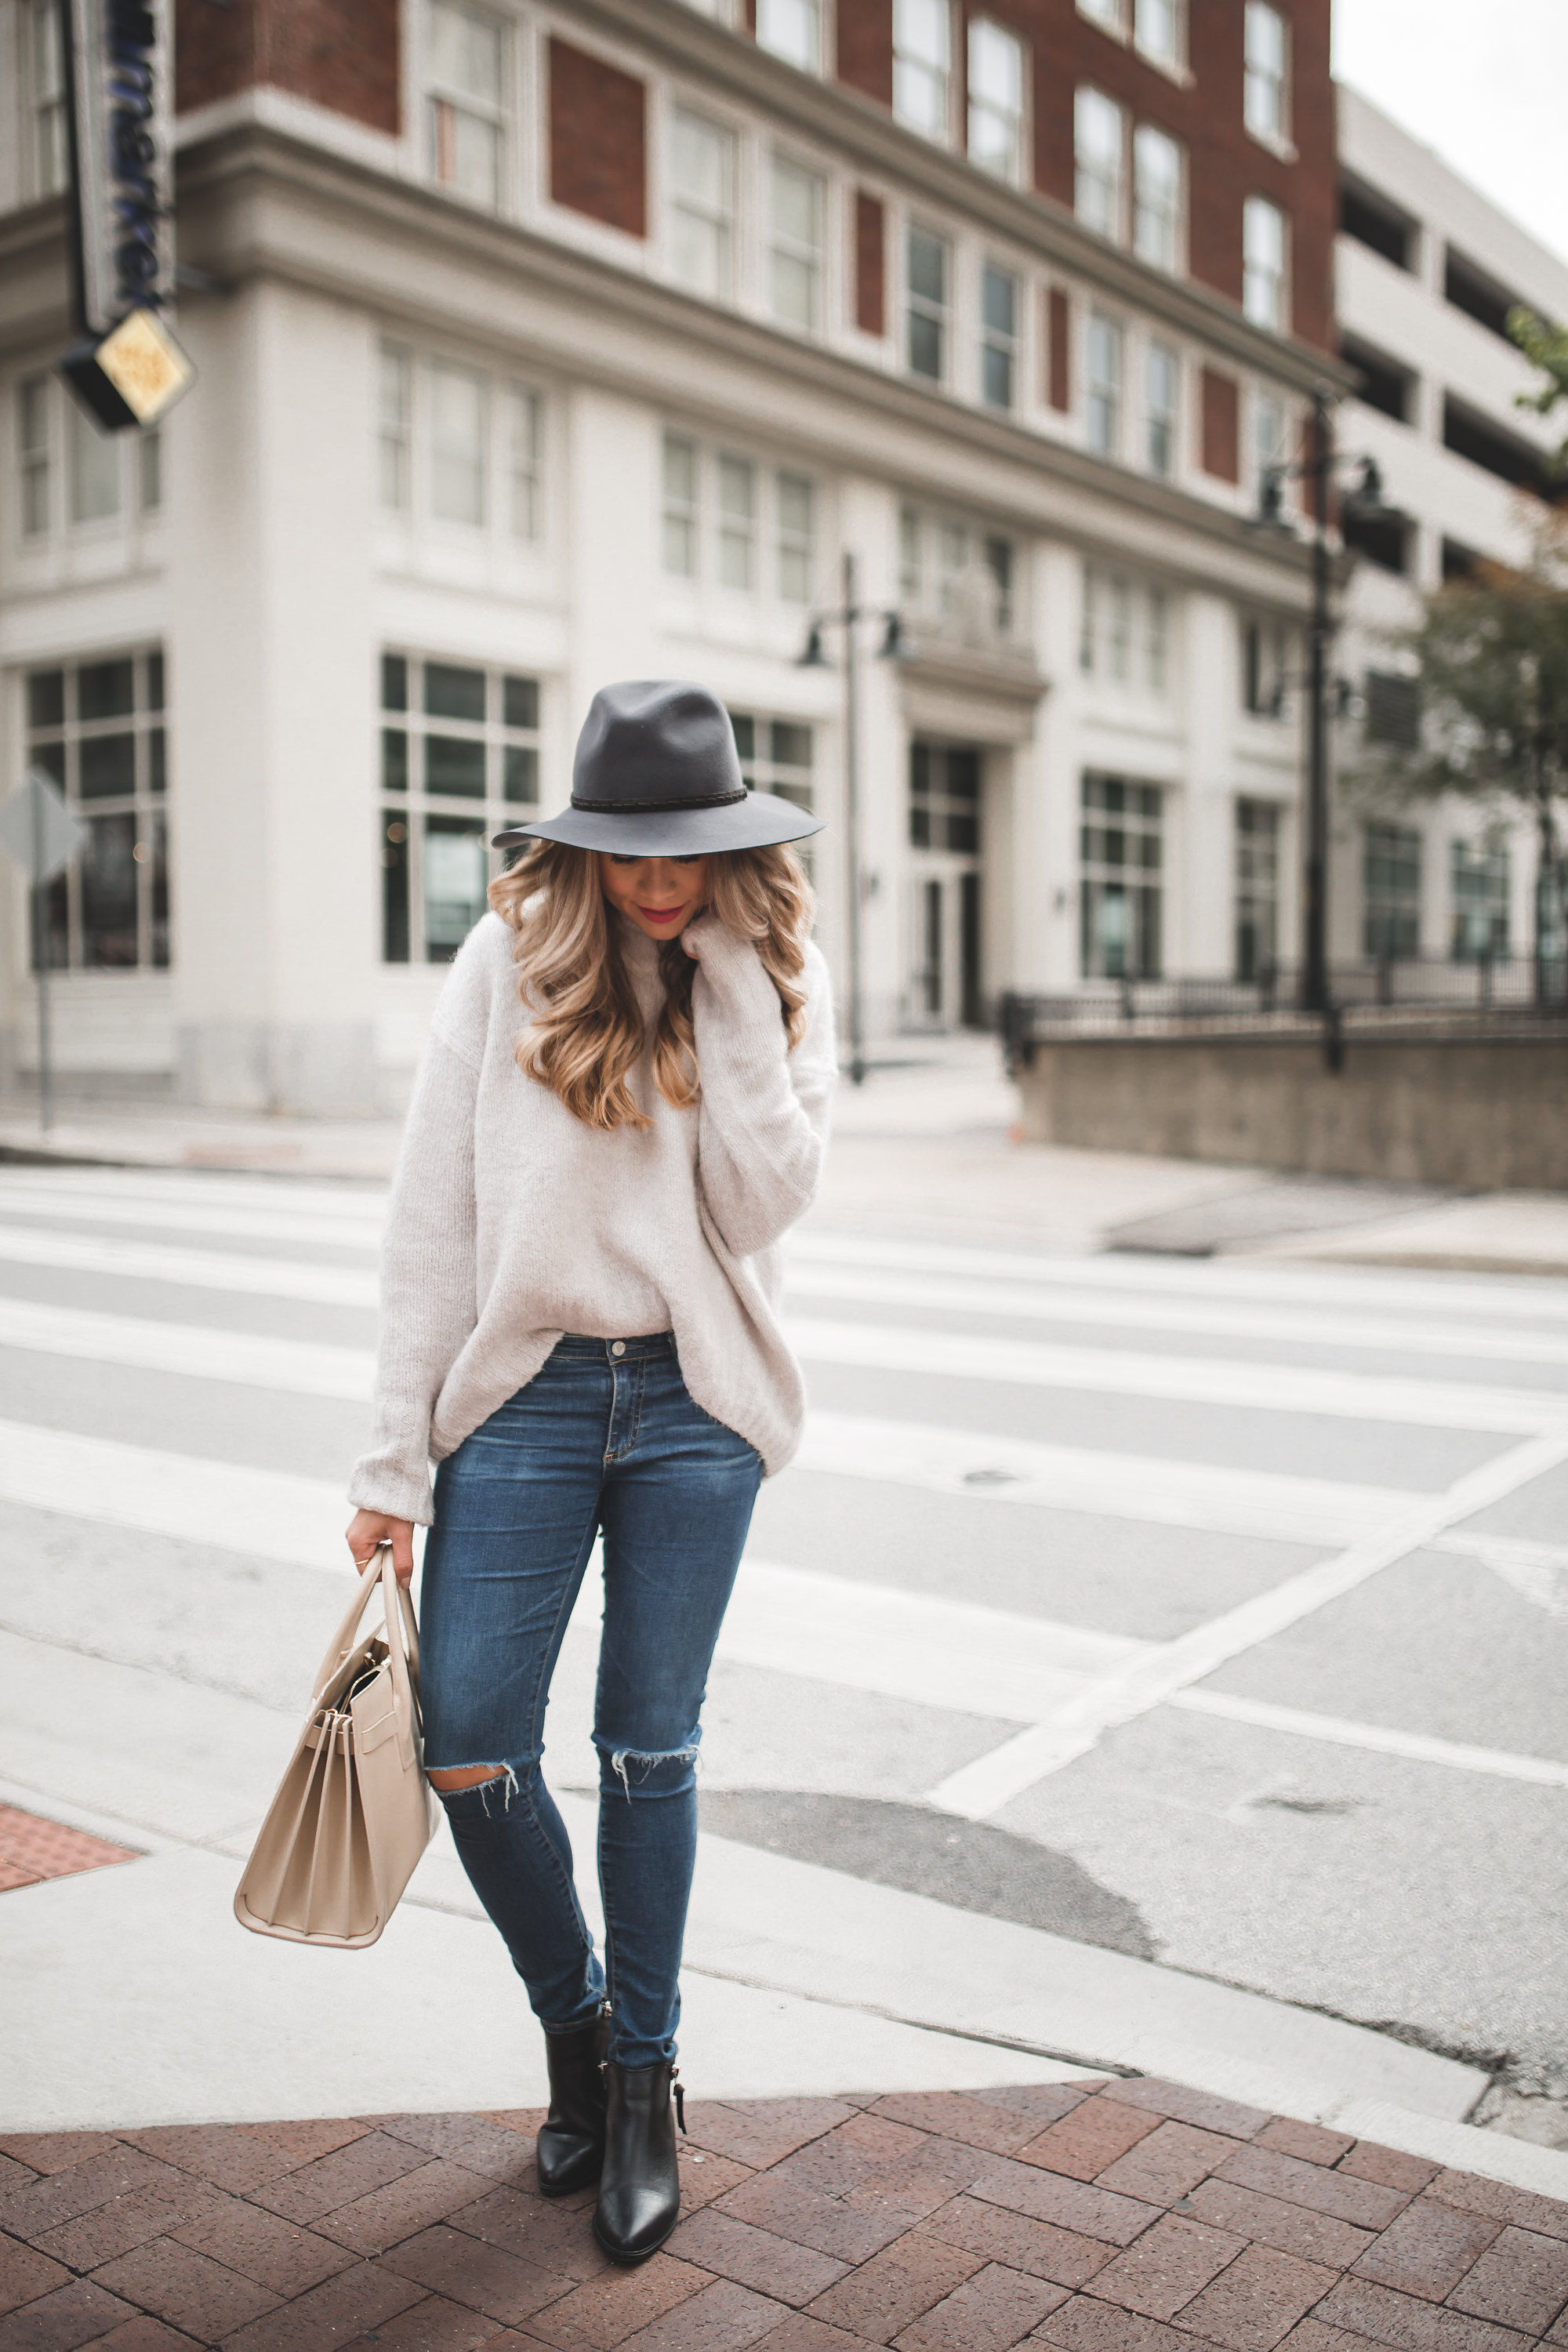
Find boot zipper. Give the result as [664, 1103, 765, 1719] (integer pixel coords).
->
[671, 2069, 686, 2133]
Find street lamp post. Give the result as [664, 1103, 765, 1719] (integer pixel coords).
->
[1259, 389, 1391, 1016]
[799, 554, 906, 1085]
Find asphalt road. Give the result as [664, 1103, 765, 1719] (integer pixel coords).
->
[1, 1160, 1565, 2133]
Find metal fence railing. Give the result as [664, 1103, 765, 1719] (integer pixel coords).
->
[999, 954, 1568, 1074]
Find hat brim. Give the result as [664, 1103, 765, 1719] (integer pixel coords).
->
[493, 789, 823, 858]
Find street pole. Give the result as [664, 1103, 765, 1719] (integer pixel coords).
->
[31, 774, 53, 1136]
[842, 547, 866, 1085]
[1302, 388, 1332, 1016]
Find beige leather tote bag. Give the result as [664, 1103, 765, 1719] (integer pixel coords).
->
[235, 1548, 441, 1948]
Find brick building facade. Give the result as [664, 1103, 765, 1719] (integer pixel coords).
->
[1, 0, 1333, 1107]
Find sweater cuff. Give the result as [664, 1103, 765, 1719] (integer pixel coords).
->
[347, 1457, 436, 1529]
[686, 918, 785, 1029]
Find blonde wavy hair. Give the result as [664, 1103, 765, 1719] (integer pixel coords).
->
[488, 841, 814, 1131]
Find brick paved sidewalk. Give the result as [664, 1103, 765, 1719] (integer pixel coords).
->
[2, 2078, 1566, 2352]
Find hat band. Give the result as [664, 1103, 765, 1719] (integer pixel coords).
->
[570, 788, 749, 814]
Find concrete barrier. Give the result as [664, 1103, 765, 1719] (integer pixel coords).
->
[1014, 1030, 1568, 1189]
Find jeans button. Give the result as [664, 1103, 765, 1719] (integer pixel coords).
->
[611, 1340, 626, 1357]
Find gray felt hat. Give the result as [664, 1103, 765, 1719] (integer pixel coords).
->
[492, 679, 824, 858]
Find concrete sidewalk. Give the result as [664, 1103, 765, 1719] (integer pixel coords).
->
[5, 1047, 1568, 1271]
[2, 2078, 1566, 2350]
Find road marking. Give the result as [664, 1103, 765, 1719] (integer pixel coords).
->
[0, 1169, 387, 1219]
[0, 1295, 1431, 1548]
[0, 1185, 383, 1253]
[1168, 1689, 1568, 1790]
[1433, 1530, 1568, 1620]
[0, 1225, 376, 1307]
[785, 1263, 1568, 1370]
[798, 1410, 1415, 1547]
[789, 1229, 1568, 1326]
[925, 1425, 1568, 1818]
[784, 1316, 1568, 1436]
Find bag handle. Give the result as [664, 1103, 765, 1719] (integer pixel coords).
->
[310, 1545, 422, 1718]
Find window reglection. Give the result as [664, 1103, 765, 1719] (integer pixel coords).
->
[967, 19, 1024, 182]
[1077, 0, 1125, 31]
[906, 227, 949, 381]
[1081, 773, 1163, 981]
[31, 0, 69, 195]
[25, 649, 168, 975]
[1451, 839, 1509, 961]
[1145, 341, 1178, 479]
[19, 376, 50, 537]
[1252, 390, 1287, 503]
[379, 347, 412, 511]
[776, 470, 815, 603]
[1363, 821, 1421, 960]
[429, 361, 486, 525]
[1081, 567, 1167, 692]
[1133, 125, 1181, 273]
[1134, 0, 1181, 70]
[1244, 2, 1288, 143]
[756, 0, 820, 72]
[730, 713, 815, 813]
[426, 0, 503, 208]
[1086, 313, 1123, 456]
[1075, 89, 1124, 241]
[770, 156, 824, 332]
[1243, 196, 1287, 329]
[893, 0, 951, 142]
[1235, 797, 1279, 980]
[981, 266, 1018, 412]
[668, 109, 736, 298]
[661, 434, 699, 577]
[717, 456, 757, 590]
[379, 654, 541, 964]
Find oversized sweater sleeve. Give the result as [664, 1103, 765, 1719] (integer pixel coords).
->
[686, 920, 837, 1260]
[346, 927, 493, 1526]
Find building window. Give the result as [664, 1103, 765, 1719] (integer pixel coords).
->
[769, 156, 823, 332]
[19, 376, 50, 537]
[426, 0, 504, 208]
[756, 0, 821, 71]
[1086, 313, 1123, 456]
[906, 227, 949, 381]
[429, 361, 486, 525]
[1133, 125, 1182, 273]
[1243, 2, 1288, 144]
[910, 744, 980, 852]
[507, 387, 541, 539]
[1235, 797, 1279, 979]
[984, 535, 1014, 633]
[1363, 822, 1421, 960]
[1134, 0, 1181, 71]
[668, 109, 735, 297]
[981, 265, 1018, 411]
[661, 433, 699, 575]
[717, 455, 757, 589]
[379, 654, 541, 964]
[31, 0, 69, 196]
[1363, 670, 1420, 748]
[1145, 341, 1178, 478]
[1242, 616, 1288, 716]
[1251, 388, 1287, 503]
[1083, 567, 1167, 692]
[731, 714, 815, 812]
[1077, 0, 1125, 31]
[1081, 773, 1163, 979]
[379, 347, 412, 511]
[1451, 840, 1508, 961]
[24, 651, 169, 974]
[893, 0, 951, 141]
[67, 397, 122, 525]
[968, 19, 1025, 182]
[1243, 196, 1287, 330]
[1075, 89, 1124, 241]
[776, 470, 815, 602]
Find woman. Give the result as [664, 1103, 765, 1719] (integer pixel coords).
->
[344, 679, 833, 2265]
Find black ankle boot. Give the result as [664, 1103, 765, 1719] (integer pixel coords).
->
[535, 2013, 609, 2198]
[591, 2059, 684, 2263]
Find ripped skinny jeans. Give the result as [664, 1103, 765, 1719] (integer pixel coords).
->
[419, 1334, 762, 2069]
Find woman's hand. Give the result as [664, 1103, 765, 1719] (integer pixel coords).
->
[346, 1508, 416, 1586]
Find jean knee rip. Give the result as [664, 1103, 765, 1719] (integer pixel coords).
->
[599, 1740, 700, 1799]
[430, 1762, 521, 1816]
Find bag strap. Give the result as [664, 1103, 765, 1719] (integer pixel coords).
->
[310, 1545, 422, 1715]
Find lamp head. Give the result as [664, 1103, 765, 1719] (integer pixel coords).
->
[797, 622, 829, 669]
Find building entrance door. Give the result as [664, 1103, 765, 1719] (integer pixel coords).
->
[908, 742, 983, 1029]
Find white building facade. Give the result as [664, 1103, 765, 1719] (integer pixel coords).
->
[0, 0, 1337, 1111]
[1334, 86, 1568, 978]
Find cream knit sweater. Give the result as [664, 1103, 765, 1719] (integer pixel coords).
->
[347, 909, 837, 1526]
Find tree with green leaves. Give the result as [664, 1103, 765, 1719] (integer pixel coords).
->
[1509, 307, 1568, 474]
[1358, 517, 1568, 1000]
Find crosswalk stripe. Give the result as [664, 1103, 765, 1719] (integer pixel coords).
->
[782, 1316, 1568, 1435]
[0, 1171, 387, 1218]
[785, 1263, 1568, 1370]
[1168, 1688, 1568, 1790]
[0, 1185, 383, 1252]
[789, 1229, 1568, 1327]
[0, 1294, 1451, 1548]
[925, 1424, 1568, 1818]
[0, 1225, 377, 1306]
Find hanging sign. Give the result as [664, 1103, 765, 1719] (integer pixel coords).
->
[59, 0, 193, 432]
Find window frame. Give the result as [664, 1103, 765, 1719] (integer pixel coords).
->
[1243, 194, 1288, 332]
[1450, 837, 1509, 962]
[1243, 1, 1290, 148]
[1085, 310, 1123, 458]
[423, 0, 507, 211]
[906, 222, 951, 383]
[24, 647, 169, 976]
[18, 375, 52, 539]
[980, 261, 1020, 412]
[1080, 771, 1164, 981]
[376, 343, 545, 546]
[661, 431, 701, 579]
[967, 16, 1026, 184]
[768, 151, 826, 334]
[1363, 819, 1422, 963]
[775, 469, 816, 604]
[1234, 795, 1280, 980]
[1133, 0, 1184, 74]
[666, 104, 739, 299]
[755, 0, 823, 73]
[29, 0, 70, 198]
[1132, 123, 1184, 274]
[892, 0, 953, 144]
[1144, 339, 1179, 479]
[1075, 87, 1126, 243]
